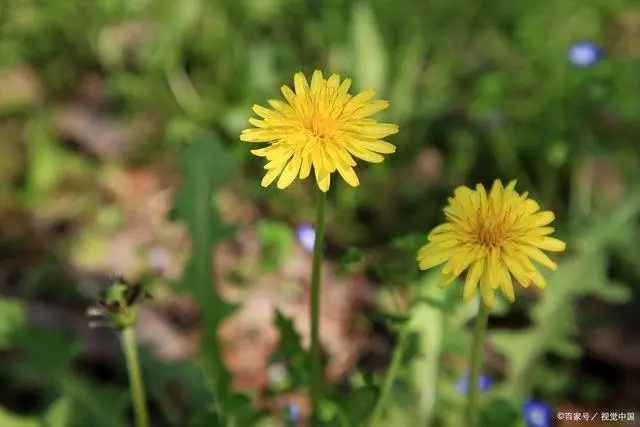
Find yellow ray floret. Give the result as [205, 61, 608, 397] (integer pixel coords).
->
[240, 70, 399, 192]
[416, 180, 566, 307]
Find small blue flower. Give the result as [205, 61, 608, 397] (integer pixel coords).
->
[455, 373, 493, 394]
[295, 224, 316, 253]
[522, 399, 553, 427]
[568, 41, 602, 67]
[286, 403, 300, 426]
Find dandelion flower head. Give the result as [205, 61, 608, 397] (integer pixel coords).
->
[417, 180, 566, 307]
[240, 70, 399, 192]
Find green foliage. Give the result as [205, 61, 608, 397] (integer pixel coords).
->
[490, 194, 640, 398]
[1, 0, 639, 425]
[269, 310, 309, 390]
[171, 132, 263, 425]
[0, 398, 72, 427]
[256, 220, 295, 272]
[0, 298, 27, 350]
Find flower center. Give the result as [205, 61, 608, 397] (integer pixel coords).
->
[475, 219, 507, 248]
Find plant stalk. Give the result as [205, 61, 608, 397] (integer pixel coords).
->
[310, 188, 327, 426]
[369, 325, 409, 427]
[465, 299, 490, 427]
[122, 327, 149, 427]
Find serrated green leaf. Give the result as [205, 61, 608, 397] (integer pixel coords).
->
[270, 310, 309, 390]
[490, 194, 640, 396]
[171, 132, 252, 423]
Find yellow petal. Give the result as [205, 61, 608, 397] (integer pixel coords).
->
[310, 70, 324, 96]
[294, 72, 309, 96]
[250, 147, 274, 157]
[280, 85, 296, 105]
[316, 171, 331, 192]
[240, 129, 272, 142]
[418, 246, 459, 270]
[488, 248, 500, 289]
[337, 78, 352, 96]
[344, 140, 385, 163]
[529, 211, 555, 227]
[350, 100, 389, 119]
[463, 259, 484, 302]
[252, 104, 276, 119]
[427, 223, 456, 237]
[334, 145, 357, 167]
[264, 151, 293, 169]
[441, 248, 474, 275]
[299, 152, 312, 179]
[325, 145, 350, 170]
[327, 74, 340, 91]
[312, 151, 327, 177]
[528, 268, 547, 289]
[261, 161, 287, 188]
[503, 252, 531, 288]
[357, 139, 396, 154]
[534, 236, 566, 252]
[519, 245, 558, 270]
[499, 264, 515, 302]
[438, 272, 458, 289]
[353, 123, 399, 138]
[479, 267, 494, 308]
[489, 179, 504, 210]
[277, 155, 302, 189]
[267, 99, 293, 114]
[347, 88, 376, 107]
[337, 166, 360, 187]
[248, 117, 269, 128]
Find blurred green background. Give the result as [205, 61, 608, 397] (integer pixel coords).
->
[1, 0, 639, 426]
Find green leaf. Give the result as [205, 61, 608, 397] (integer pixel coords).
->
[478, 399, 522, 427]
[351, 2, 388, 92]
[0, 407, 38, 427]
[0, 297, 27, 349]
[0, 397, 73, 427]
[341, 247, 366, 265]
[171, 132, 253, 423]
[338, 387, 378, 427]
[490, 194, 640, 396]
[256, 220, 295, 271]
[139, 350, 213, 423]
[15, 328, 81, 379]
[390, 232, 425, 254]
[42, 397, 73, 427]
[270, 310, 309, 390]
[403, 272, 446, 424]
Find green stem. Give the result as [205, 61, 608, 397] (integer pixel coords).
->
[122, 327, 149, 427]
[465, 299, 490, 427]
[368, 326, 409, 427]
[310, 187, 327, 427]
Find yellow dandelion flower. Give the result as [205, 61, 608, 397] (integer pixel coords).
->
[240, 70, 399, 192]
[417, 180, 566, 308]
